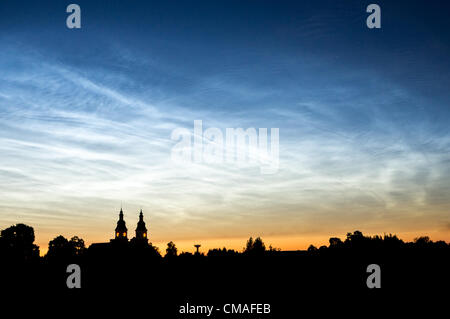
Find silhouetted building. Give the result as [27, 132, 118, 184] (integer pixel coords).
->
[135, 209, 148, 242]
[114, 208, 128, 241]
[91, 208, 151, 249]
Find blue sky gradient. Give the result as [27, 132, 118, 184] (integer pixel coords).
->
[0, 0, 449, 251]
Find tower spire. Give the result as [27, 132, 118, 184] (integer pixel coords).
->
[135, 209, 148, 241]
[114, 207, 128, 241]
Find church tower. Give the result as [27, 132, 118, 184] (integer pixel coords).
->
[135, 209, 148, 242]
[114, 208, 128, 241]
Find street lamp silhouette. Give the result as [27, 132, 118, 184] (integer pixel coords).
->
[194, 244, 201, 254]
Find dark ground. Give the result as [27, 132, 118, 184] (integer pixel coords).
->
[2, 242, 448, 317]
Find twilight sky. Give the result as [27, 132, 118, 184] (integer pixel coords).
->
[0, 0, 449, 254]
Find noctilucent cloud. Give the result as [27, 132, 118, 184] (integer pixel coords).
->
[1, 0, 449, 252]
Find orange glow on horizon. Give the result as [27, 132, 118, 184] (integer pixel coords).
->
[36, 229, 450, 257]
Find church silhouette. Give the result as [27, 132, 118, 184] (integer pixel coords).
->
[113, 208, 148, 243]
[89, 208, 150, 250]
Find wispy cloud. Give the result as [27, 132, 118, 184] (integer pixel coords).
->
[0, 29, 449, 251]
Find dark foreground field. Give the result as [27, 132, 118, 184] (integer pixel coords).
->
[2, 232, 448, 317]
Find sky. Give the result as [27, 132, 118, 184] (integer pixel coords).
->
[0, 0, 449, 255]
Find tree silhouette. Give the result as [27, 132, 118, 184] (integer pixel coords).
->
[346, 230, 364, 242]
[344, 230, 368, 249]
[268, 245, 281, 252]
[245, 237, 254, 252]
[165, 241, 178, 258]
[0, 224, 40, 262]
[47, 235, 75, 260]
[69, 236, 86, 256]
[253, 237, 266, 252]
[414, 236, 431, 246]
[244, 236, 266, 255]
[208, 247, 239, 257]
[329, 237, 343, 248]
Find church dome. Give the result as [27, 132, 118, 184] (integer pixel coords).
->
[114, 208, 128, 240]
[135, 209, 148, 241]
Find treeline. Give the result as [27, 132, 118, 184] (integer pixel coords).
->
[307, 230, 449, 252]
[0, 223, 448, 264]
